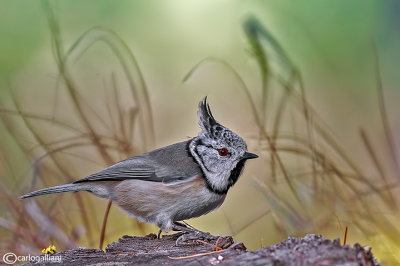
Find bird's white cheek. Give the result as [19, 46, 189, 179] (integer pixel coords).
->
[199, 153, 218, 170]
[226, 161, 237, 172]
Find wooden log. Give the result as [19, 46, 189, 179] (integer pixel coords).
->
[22, 233, 379, 265]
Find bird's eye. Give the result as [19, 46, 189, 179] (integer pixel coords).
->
[218, 148, 229, 156]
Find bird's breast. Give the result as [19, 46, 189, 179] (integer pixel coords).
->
[112, 175, 226, 224]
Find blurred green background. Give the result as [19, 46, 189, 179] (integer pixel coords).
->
[1, 0, 399, 264]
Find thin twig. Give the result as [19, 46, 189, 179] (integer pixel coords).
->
[99, 200, 112, 249]
[169, 249, 226, 260]
[343, 226, 348, 245]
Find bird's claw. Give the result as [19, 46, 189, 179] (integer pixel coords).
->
[175, 230, 219, 246]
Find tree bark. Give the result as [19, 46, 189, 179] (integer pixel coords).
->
[23, 233, 379, 265]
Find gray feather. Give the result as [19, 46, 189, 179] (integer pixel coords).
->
[73, 141, 202, 184]
[20, 183, 86, 199]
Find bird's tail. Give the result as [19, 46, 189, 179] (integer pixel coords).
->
[20, 183, 87, 199]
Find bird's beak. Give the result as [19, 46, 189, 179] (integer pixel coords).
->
[242, 152, 258, 160]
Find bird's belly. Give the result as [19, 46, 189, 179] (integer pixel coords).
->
[112, 175, 226, 228]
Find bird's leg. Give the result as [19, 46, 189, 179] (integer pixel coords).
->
[157, 222, 189, 239]
[172, 222, 218, 246]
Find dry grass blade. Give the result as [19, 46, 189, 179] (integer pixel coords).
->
[184, 13, 379, 244]
[243, 17, 295, 81]
[233, 209, 271, 236]
[244, 17, 316, 206]
[245, 17, 318, 197]
[256, 180, 310, 232]
[23, 200, 76, 249]
[243, 17, 270, 130]
[40, 0, 155, 249]
[64, 26, 154, 151]
[0, 0, 156, 252]
[373, 43, 400, 177]
[360, 128, 397, 208]
[43, 1, 113, 166]
[7, 89, 95, 243]
[183, 18, 400, 262]
[183, 57, 261, 128]
[0, 109, 84, 134]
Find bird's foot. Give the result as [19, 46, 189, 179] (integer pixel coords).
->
[157, 221, 199, 239]
[172, 222, 218, 246]
[175, 230, 219, 246]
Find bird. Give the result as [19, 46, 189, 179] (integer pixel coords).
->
[20, 97, 258, 243]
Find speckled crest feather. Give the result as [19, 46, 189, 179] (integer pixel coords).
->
[197, 97, 246, 150]
[197, 97, 218, 133]
[198, 97, 230, 142]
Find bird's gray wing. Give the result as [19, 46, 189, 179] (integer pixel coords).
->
[73, 140, 201, 184]
[73, 161, 157, 183]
